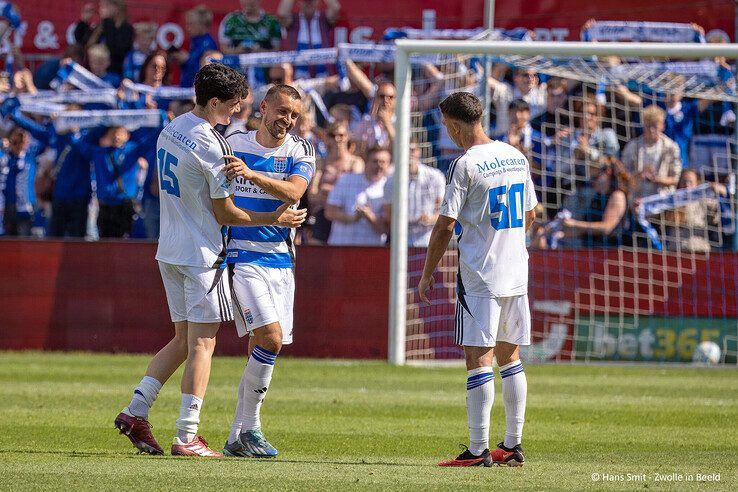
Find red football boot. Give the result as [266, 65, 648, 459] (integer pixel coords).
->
[438, 446, 492, 467]
[114, 412, 164, 455]
[171, 436, 224, 457]
[490, 442, 525, 466]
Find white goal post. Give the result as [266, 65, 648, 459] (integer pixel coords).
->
[389, 40, 738, 365]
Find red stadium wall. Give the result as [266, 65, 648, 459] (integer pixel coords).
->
[1, 240, 736, 358]
[0, 241, 389, 359]
[17, 0, 735, 55]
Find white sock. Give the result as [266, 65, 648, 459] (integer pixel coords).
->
[466, 367, 494, 455]
[125, 376, 162, 418]
[175, 394, 203, 443]
[227, 346, 276, 444]
[500, 360, 527, 448]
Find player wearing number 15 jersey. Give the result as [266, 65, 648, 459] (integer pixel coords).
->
[419, 92, 537, 468]
[114, 64, 305, 458]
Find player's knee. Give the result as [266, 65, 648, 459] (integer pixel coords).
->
[257, 334, 282, 354]
[189, 335, 217, 357]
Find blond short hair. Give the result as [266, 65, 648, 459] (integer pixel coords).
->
[642, 105, 666, 125]
[186, 5, 214, 27]
[88, 44, 111, 61]
[133, 21, 158, 36]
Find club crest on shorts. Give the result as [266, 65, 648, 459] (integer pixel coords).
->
[273, 156, 288, 173]
[244, 309, 254, 324]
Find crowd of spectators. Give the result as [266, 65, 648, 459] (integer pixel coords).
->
[0, 2, 734, 253]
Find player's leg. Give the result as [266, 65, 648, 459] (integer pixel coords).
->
[171, 265, 232, 457]
[490, 294, 531, 466]
[439, 297, 499, 467]
[114, 262, 190, 455]
[225, 265, 287, 457]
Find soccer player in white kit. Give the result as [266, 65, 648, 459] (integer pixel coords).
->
[418, 92, 537, 467]
[114, 64, 306, 457]
[221, 84, 316, 457]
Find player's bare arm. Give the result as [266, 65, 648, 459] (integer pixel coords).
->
[418, 215, 456, 305]
[225, 154, 308, 203]
[525, 208, 536, 232]
[212, 198, 306, 227]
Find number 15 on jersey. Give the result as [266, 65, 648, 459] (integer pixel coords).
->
[489, 182, 524, 230]
[157, 148, 180, 197]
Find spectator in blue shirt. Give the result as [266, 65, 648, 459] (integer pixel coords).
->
[173, 5, 218, 88]
[2, 100, 99, 238]
[662, 81, 711, 168]
[0, 127, 39, 236]
[87, 44, 122, 87]
[71, 122, 162, 238]
[122, 21, 158, 82]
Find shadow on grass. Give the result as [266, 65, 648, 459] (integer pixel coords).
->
[0, 449, 428, 468]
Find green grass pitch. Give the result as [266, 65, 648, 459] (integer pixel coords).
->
[1, 352, 736, 490]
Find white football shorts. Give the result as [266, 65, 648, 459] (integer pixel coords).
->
[455, 294, 531, 347]
[158, 261, 233, 323]
[230, 263, 294, 344]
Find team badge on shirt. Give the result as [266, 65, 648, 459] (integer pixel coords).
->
[244, 308, 254, 325]
[273, 156, 288, 173]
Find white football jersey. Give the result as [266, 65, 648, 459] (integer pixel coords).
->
[155, 112, 233, 268]
[225, 130, 316, 268]
[440, 141, 538, 297]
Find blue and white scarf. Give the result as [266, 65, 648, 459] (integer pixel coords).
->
[54, 109, 162, 132]
[50, 62, 113, 91]
[582, 21, 705, 43]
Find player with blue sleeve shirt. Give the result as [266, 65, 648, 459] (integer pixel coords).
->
[420, 92, 537, 468]
[222, 85, 315, 458]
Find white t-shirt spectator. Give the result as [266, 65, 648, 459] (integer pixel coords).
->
[327, 172, 387, 246]
[383, 163, 446, 247]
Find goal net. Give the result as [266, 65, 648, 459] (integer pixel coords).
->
[392, 40, 738, 365]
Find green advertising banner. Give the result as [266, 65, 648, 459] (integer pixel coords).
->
[575, 317, 738, 363]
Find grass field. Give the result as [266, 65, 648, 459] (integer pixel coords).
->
[1, 352, 736, 490]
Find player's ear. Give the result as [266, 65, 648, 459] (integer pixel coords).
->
[208, 97, 219, 111]
[260, 99, 267, 114]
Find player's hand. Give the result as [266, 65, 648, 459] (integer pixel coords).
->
[273, 203, 307, 228]
[224, 155, 254, 181]
[418, 274, 434, 305]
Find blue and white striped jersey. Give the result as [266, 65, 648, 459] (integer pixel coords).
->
[225, 130, 316, 268]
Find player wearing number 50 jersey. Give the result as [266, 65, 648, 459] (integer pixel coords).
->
[419, 92, 537, 468]
[114, 64, 306, 458]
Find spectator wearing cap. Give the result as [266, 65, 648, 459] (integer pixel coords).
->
[278, 0, 341, 78]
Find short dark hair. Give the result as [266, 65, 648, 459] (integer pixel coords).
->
[439, 91, 483, 124]
[366, 146, 392, 160]
[509, 98, 530, 112]
[264, 84, 302, 103]
[194, 63, 249, 107]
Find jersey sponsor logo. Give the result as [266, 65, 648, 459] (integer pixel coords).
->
[475, 157, 527, 174]
[273, 156, 288, 173]
[162, 125, 197, 150]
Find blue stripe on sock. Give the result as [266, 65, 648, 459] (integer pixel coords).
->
[467, 372, 494, 384]
[467, 373, 494, 390]
[253, 345, 278, 358]
[250, 346, 278, 365]
[501, 366, 524, 379]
